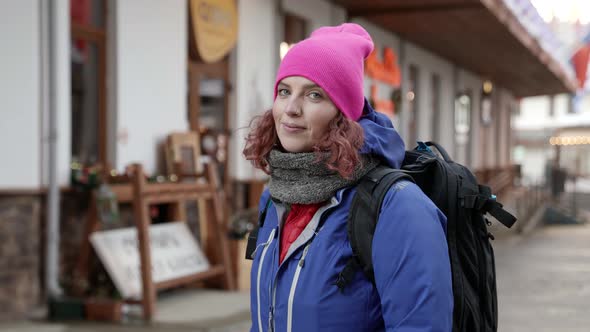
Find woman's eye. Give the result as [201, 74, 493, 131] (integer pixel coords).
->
[308, 91, 322, 99]
[278, 88, 290, 96]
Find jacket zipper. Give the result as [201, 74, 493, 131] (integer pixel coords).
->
[267, 197, 340, 332]
[257, 229, 276, 332]
[269, 255, 279, 332]
[287, 243, 311, 332]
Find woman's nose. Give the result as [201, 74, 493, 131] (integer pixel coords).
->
[284, 98, 302, 117]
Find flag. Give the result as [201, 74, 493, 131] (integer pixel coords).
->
[572, 45, 590, 89]
[570, 30, 590, 90]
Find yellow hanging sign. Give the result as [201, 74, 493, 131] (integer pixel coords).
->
[190, 0, 238, 63]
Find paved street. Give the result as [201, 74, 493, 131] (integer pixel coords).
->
[2, 221, 590, 332]
[495, 223, 590, 332]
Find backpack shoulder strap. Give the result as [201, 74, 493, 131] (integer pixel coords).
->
[334, 166, 414, 291]
[245, 197, 272, 260]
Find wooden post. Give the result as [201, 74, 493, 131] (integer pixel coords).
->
[73, 191, 100, 296]
[169, 200, 187, 222]
[130, 164, 156, 319]
[206, 161, 236, 290]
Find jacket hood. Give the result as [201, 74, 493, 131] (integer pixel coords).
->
[358, 99, 406, 168]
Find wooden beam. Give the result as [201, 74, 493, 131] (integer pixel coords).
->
[155, 265, 225, 290]
[348, 3, 481, 17]
[206, 161, 236, 290]
[131, 164, 157, 320]
[0, 188, 45, 196]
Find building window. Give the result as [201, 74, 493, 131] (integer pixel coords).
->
[70, 0, 107, 167]
[407, 65, 419, 146]
[454, 92, 471, 142]
[481, 80, 493, 127]
[431, 73, 440, 142]
[454, 91, 472, 164]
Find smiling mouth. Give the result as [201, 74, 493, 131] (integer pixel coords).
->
[282, 123, 306, 130]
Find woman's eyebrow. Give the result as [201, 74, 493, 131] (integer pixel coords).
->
[302, 83, 321, 90]
[278, 82, 322, 91]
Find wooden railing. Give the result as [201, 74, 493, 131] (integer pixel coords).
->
[474, 164, 521, 196]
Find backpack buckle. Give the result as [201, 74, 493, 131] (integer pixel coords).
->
[416, 141, 435, 155]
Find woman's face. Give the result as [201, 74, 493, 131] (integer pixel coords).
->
[272, 76, 339, 153]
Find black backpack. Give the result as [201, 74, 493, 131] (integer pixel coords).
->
[335, 141, 517, 332]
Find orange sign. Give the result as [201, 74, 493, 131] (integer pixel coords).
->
[365, 46, 402, 116]
[190, 0, 238, 63]
[365, 47, 401, 86]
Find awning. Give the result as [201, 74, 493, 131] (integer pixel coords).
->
[331, 0, 577, 97]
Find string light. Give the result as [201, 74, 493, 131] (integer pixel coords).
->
[550, 136, 590, 146]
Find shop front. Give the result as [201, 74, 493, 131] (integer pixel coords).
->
[0, 0, 578, 322]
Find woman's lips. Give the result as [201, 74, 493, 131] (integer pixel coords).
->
[282, 122, 306, 133]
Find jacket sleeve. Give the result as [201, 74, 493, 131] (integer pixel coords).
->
[372, 181, 453, 332]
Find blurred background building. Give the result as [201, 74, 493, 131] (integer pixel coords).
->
[514, 10, 590, 185]
[0, 0, 584, 323]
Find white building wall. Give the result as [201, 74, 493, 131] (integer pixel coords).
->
[513, 146, 551, 184]
[515, 96, 551, 130]
[499, 89, 516, 166]
[231, 0, 277, 181]
[437, 67, 457, 152]
[114, 0, 187, 174]
[496, 89, 506, 166]
[400, 42, 455, 154]
[457, 69, 482, 167]
[516, 94, 590, 131]
[554, 94, 570, 117]
[0, 0, 41, 188]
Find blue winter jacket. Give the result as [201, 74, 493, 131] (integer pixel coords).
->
[249, 101, 453, 332]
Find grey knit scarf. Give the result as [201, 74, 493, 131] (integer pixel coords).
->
[268, 149, 379, 204]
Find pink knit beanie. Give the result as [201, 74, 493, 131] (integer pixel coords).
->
[274, 23, 374, 121]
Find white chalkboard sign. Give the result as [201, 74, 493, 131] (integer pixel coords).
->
[90, 222, 210, 299]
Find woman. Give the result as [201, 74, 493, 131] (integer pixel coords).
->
[243, 23, 453, 332]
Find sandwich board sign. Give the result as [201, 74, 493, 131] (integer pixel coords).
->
[90, 222, 210, 299]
